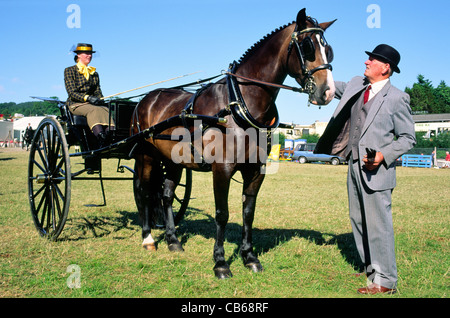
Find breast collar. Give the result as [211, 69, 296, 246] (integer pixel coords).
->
[225, 62, 280, 131]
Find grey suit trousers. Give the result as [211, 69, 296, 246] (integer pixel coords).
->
[348, 157, 397, 289]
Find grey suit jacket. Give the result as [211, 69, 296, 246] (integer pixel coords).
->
[315, 76, 416, 191]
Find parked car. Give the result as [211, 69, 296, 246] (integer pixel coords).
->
[290, 143, 346, 165]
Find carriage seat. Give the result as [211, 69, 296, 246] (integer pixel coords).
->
[57, 100, 88, 127]
[72, 115, 88, 126]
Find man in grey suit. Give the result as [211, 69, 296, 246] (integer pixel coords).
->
[314, 44, 416, 294]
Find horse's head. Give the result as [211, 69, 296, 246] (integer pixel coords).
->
[287, 8, 336, 105]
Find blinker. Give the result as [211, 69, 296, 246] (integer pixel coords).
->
[299, 34, 334, 63]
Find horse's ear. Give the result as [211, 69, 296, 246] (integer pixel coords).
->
[296, 8, 307, 30]
[319, 19, 337, 31]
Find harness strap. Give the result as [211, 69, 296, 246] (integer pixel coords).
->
[179, 84, 215, 169]
[224, 72, 305, 93]
[286, 17, 333, 105]
[226, 62, 280, 131]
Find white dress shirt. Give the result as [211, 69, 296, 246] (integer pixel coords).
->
[367, 78, 389, 102]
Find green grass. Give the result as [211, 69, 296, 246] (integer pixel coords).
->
[0, 148, 448, 298]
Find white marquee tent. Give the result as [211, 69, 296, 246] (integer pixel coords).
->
[13, 116, 47, 142]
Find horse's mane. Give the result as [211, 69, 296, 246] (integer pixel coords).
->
[237, 22, 294, 65]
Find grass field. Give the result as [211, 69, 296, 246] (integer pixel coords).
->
[0, 147, 448, 299]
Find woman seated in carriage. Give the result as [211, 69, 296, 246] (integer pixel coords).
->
[64, 43, 114, 147]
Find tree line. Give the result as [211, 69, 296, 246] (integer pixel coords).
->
[405, 75, 450, 114]
[0, 97, 61, 117]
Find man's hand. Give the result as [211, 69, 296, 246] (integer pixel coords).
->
[363, 151, 384, 170]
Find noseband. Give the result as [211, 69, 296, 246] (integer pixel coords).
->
[287, 18, 333, 101]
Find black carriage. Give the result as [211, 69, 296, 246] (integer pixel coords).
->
[27, 96, 193, 240]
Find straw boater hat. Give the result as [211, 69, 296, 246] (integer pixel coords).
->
[73, 43, 96, 54]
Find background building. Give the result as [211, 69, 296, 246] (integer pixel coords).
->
[413, 113, 450, 138]
[277, 121, 328, 140]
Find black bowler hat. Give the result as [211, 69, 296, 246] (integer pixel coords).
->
[365, 44, 401, 73]
[73, 43, 96, 54]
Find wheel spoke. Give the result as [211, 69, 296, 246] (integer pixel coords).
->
[36, 138, 48, 172]
[31, 182, 46, 200]
[52, 181, 65, 203]
[50, 186, 57, 231]
[39, 188, 49, 227]
[31, 158, 47, 174]
[46, 191, 52, 233]
[50, 129, 59, 171]
[54, 154, 65, 174]
[52, 186, 63, 219]
[36, 186, 48, 217]
[48, 129, 56, 173]
[40, 130, 50, 169]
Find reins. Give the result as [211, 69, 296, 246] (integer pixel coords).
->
[223, 71, 306, 94]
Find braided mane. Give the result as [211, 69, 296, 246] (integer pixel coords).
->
[237, 22, 294, 65]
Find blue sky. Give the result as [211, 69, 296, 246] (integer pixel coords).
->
[1, 0, 449, 124]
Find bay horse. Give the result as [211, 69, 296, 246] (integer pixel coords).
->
[132, 8, 336, 278]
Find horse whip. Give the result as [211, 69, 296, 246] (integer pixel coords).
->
[101, 71, 203, 100]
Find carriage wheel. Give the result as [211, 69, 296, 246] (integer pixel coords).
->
[171, 168, 192, 225]
[28, 117, 71, 240]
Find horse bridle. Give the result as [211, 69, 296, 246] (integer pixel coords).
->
[225, 18, 334, 107]
[287, 17, 333, 101]
[222, 19, 335, 130]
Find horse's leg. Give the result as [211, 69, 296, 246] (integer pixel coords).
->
[240, 165, 265, 272]
[134, 153, 159, 251]
[162, 163, 184, 252]
[212, 166, 233, 279]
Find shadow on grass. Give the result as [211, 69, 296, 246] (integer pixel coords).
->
[60, 208, 363, 272]
[60, 210, 141, 241]
[176, 210, 363, 272]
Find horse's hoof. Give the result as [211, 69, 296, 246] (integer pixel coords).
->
[245, 262, 264, 273]
[214, 267, 233, 279]
[143, 243, 157, 252]
[168, 243, 184, 252]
